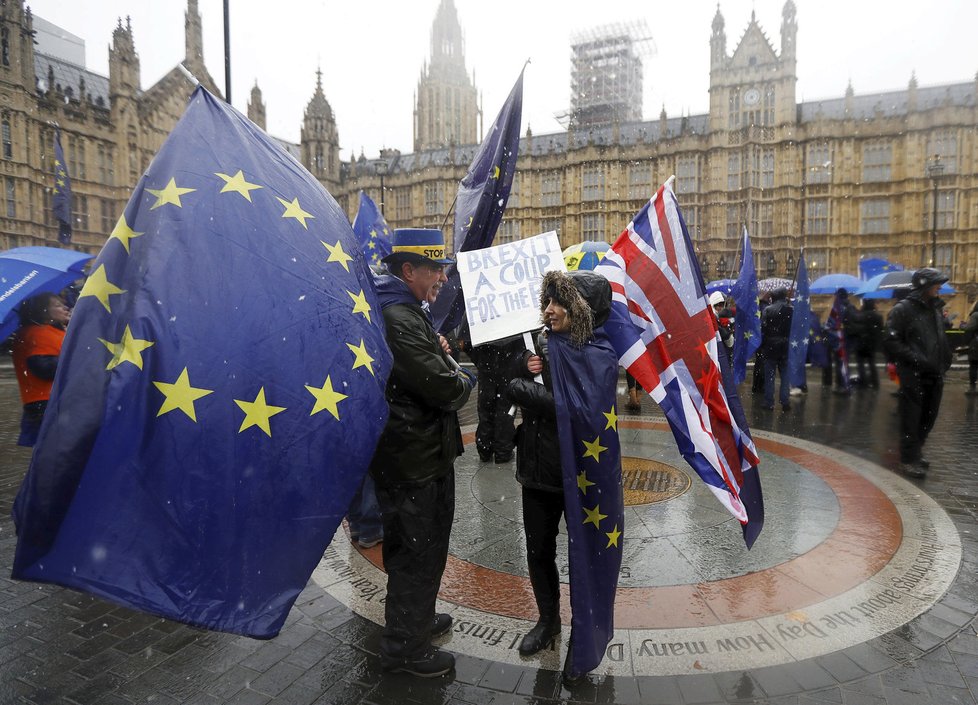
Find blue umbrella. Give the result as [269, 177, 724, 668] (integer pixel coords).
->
[810, 273, 862, 295]
[706, 278, 736, 295]
[858, 270, 956, 299]
[0, 247, 91, 341]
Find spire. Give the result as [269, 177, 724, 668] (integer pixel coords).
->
[247, 80, 266, 130]
[185, 0, 204, 64]
[712, 3, 725, 35]
[304, 67, 333, 120]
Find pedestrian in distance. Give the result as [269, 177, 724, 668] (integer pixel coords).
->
[11, 292, 71, 447]
[369, 228, 476, 678]
[760, 287, 793, 411]
[883, 268, 952, 479]
[853, 299, 884, 389]
[961, 299, 978, 395]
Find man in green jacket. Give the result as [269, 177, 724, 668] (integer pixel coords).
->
[370, 229, 475, 677]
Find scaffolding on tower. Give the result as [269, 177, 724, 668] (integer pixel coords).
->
[555, 20, 656, 130]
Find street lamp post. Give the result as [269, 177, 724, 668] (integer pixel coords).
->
[926, 154, 944, 268]
[375, 158, 389, 217]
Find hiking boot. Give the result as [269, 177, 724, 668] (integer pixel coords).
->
[381, 648, 455, 678]
[518, 616, 561, 655]
[432, 613, 452, 638]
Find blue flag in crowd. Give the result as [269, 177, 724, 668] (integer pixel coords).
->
[547, 328, 623, 678]
[53, 128, 72, 244]
[787, 252, 811, 387]
[730, 227, 761, 385]
[351, 190, 392, 266]
[12, 87, 393, 638]
[431, 69, 523, 333]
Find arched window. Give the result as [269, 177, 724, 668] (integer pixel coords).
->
[1, 27, 10, 67]
[1, 117, 12, 159]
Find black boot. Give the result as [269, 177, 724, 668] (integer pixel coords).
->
[519, 612, 560, 655]
[562, 636, 586, 687]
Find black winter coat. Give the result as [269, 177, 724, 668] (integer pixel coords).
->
[369, 292, 472, 487]
[505, 335, 562, 492]
[761, 299, 793, 359]
[883, 292, 952, 379]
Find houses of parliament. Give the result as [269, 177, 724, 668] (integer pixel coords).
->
[2, 0, 977, 314]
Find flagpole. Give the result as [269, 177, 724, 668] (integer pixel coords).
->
[223, 0, 231, 104]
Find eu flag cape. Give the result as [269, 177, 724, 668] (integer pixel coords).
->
[548, 329, 623, 678]
[787, 252, 812, 387]
[431, 70, 523, 333]
[351, 191, 392, 266]
[12, 87, 392, 639]
[730, 227, 761, 385]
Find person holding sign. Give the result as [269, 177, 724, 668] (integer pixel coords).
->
[505, 270, 622, 685]
[369, 229, 476, 678]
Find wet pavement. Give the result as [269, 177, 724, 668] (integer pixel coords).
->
[2, 362, 978, 704]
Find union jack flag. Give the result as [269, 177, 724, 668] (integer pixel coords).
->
[595, 182, 764, 548]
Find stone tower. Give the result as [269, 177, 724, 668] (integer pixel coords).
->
[413, 0, 480, 151]
[248, 81, 266, 130]
[300, 68, 340, 193]
[708, 2, 798, 132]
[0, 0, 35, 89]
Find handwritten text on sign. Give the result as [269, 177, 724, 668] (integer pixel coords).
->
[458, 231, 566, 346]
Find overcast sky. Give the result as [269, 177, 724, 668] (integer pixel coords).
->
[27, 0, 978, 158]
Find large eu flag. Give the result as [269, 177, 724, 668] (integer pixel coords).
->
[548, 330, 622, 678]
[351, 190, 392, 266]
[12, 87, 392, 639]
[53, 128, 72, 244]
[430, 70, 523, 333]
[787, 252, 812, 387]
[730, 227, 761, 385]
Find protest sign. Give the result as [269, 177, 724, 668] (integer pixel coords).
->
[457, 231, 565, 346]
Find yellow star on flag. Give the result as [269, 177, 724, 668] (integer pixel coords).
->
[147, 177, 196, 210]
[491, 165, 501, 179]
[322, 239, 353, 272]
[305, 375, 348, 420]
[583, 504, 607, 529]
[348, 289, 371, 323]
[605, 524, 622, 548]
[603, 405, 618, 431]
[577, 470, 596, 495]
[153, 368, 213, 422]
[582, 435, 607, 463]
[98, 325, 154, 370]
[216, 170, 262, 201]
[347, 339, 375, 375]
[78, 264, 126, 313]
[276, 196, 314, 228]
[109, 215, 144, 253]
[234, 387, 287, 436]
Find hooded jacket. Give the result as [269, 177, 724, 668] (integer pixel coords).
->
[505, 271, 613, 492]
[884, 289, 952, 378]
[369, 273, 472, 487]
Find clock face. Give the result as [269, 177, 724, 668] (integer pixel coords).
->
[744, 88, 761, 106]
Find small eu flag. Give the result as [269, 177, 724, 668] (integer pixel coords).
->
[730, 227, 761, 385]
[787, 252, 812, 387]
[351, 190, 392, 265]
[12, 87, 392, 638]
[53, 129, 73, 244]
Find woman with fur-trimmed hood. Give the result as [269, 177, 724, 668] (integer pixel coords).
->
[505, 269, 622, 685]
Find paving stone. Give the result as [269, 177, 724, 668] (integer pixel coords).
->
[478, 661, 525, 693]
[675, 674, 724, 704]
[249, 660, 305, 697]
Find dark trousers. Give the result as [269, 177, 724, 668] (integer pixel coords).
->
[897, 373, 943, 464]
[763, 353, 790, 408]
[751, 351, 765, 393]
[476, 373, 515, 458]
[855, 351, 879, 389]
[376, 473, 455, 659]
[969, 360, 977, 387]
[521, 486, 564, 619]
